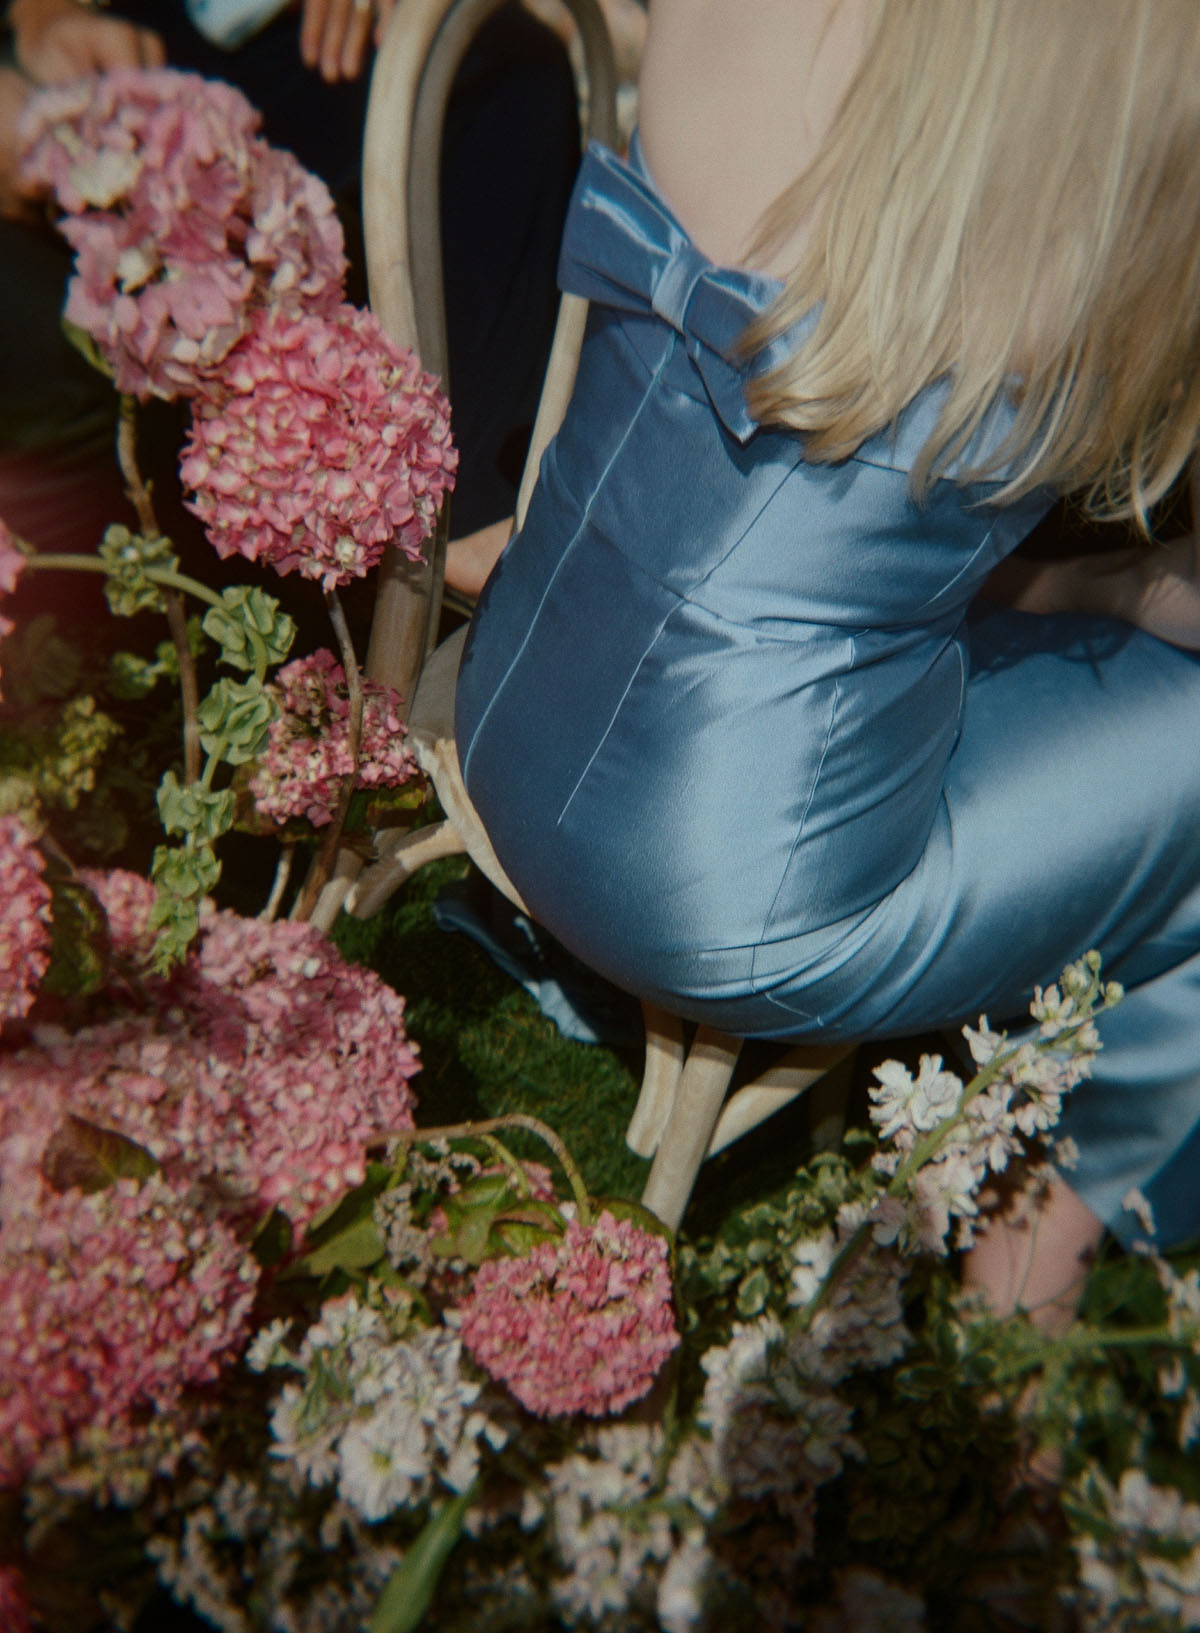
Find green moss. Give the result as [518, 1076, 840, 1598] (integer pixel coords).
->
[333, 859, 648, 1201]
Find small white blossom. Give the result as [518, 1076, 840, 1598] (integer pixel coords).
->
[1121, 1187, 1157, 1240]
[540, 1424, 672, 1626]
[245, 1317, 293, 1373]
[656, 1533, 712, 1633]
[787, 1229, 836, 1309]
[337, 1401, 429, 1520]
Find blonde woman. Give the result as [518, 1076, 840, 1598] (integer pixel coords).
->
[456, 0, 1200, 1322]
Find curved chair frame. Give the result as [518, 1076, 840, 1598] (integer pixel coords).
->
[342, 0, 851, 1232]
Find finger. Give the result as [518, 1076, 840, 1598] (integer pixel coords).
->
[372, 0, 397, 48]
[319, 0, 361, 80]
[339, 0, 373, 79]
[88, 21, 150, 74]
[300, 0, 331, 68]
[137, 26, 166, 68]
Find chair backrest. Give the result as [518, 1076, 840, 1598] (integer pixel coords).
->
[361, 0, 619, 707]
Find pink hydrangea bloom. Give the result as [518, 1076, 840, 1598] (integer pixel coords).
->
[0, 815, 52, 1026]
[0, 872, 420, 1484]
[458, 1210, 680, 1418]
[0, 515, 26, 699]
[180, 303, 456, 587]
[249, 649, 418, 826]
[19, 69, 260, 214]
[0, 1169, 257, 1488]
[18, 69, 346, 399]
[75, 869, 420, 1222]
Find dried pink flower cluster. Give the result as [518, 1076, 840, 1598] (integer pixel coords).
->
[458, 1210, 680, 1418]
[249, 649, 417, 827]
[0, 814, 52, 1025]
[180, 303, 456, 588]
[77, 868, 420, 1220]
[0, 1166, 256, 1488]
[0, 870, 420, 1484]
[0, 515, 26, 699]
[18, 69, 346, 400]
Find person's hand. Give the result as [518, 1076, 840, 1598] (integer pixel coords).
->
[299, 0, 397, 83]
[0, 68, 34, 220]
[9, 0, 165, 85]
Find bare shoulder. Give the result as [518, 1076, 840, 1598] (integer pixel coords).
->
[637, 0, 873, 273]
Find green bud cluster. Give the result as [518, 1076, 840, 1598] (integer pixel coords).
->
[98, 524, 181, 618]
[197, 676, 274, 765]
[202, 586, 296, 677]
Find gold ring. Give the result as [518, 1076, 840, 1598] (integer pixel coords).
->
[352, 0, 372, 14]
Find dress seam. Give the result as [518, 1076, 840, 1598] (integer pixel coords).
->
[460, 347, 673, 789]
[748, 637, 854, 990]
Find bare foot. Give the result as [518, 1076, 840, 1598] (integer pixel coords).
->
[444, 517, 512, 601]
[985, 535, 1200, 650]
[963, 1171, 1104, 1337]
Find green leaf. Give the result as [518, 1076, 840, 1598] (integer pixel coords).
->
[108, 650, 160, 700]
[252, 1207, 295, 1268]
[156, 771, 236, 842]
[736, 1266, 773, 1318]
[98, 524, 179, 618]
[41, 870, 109, 998]
[3, 614, 80, 705]
[61, 317, 115, 381]
[41, 1114, 159, 1194]
[370, 1487, 475, 1633]
[491, 1218, 560, 1257]
[430, 1196, 502, 1267]
[197, 676, 274, 765]
[297, 1216, 387, 1277]
[202, 586, 296, 673]
[151, 841, 221, 900]
[304, 1164, 397, 1245]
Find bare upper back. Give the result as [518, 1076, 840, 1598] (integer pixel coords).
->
[636, 0, 874, 276]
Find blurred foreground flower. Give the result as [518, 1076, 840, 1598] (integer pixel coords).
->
[181, 303, 456, 588]
[0, 869, 419, 1486]
[19, 68, 346, 399]
[458, 1209, 679, 1417]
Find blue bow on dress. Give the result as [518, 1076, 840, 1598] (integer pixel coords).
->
[556, 141, 798, 444]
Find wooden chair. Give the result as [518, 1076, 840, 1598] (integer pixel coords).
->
[336, 0, 852, 1232]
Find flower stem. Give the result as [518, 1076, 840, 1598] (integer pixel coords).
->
[22, 554, 223, 609]
[116, 395, 202, 782]
[387, 1115, 593, 1227]
[165, 590, 201, 783]
[116, 395, 156, 539]
[260, 841, 295, 922]
[290, 587, 363, 922]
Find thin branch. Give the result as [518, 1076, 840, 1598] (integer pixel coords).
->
[115, 394, 201, 782]
[115, 395, 158, 538]
[163, 588, 201, 783]
[291, 586, 363, 921]
[24, 554, 224, 608]
[259, 841, 296, 922]
[385, 1114, 593, 1228]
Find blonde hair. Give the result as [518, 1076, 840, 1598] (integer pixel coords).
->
[746, 0, 1200, 525]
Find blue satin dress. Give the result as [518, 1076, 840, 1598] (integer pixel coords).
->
[455, 140, 1200, 1246]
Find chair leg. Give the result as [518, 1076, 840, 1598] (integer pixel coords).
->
[344, 819, 467, 919]
[706, 1043, 851, 1157]
[640, 1027, 741, 1233]
[625, 1002, 686, 1157]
